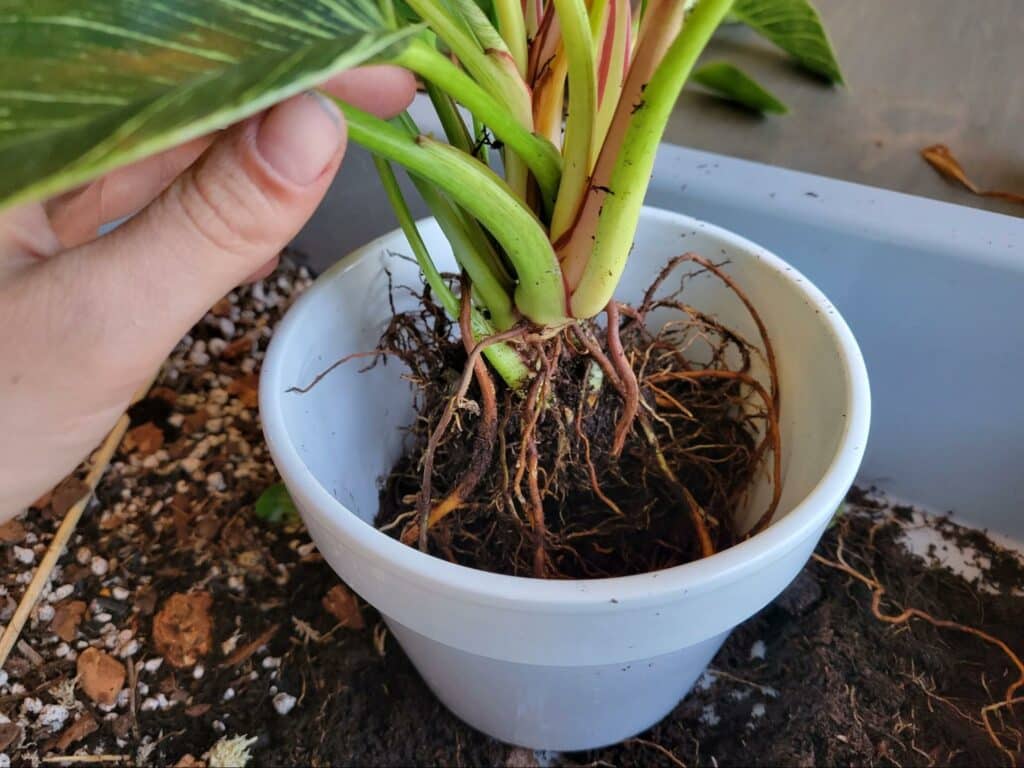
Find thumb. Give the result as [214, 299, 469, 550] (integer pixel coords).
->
[70, 91, 346, 378]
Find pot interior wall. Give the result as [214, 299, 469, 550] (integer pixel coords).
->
[275, 213, 853, 544]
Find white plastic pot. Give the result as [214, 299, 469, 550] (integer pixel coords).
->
[260, 207, 870, 750]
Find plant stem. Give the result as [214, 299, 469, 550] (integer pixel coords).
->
[424, 81, 473, 153]
[415, 181, 518, 329]
[378, 0, 397, 28]
[590, 0, 632, 153]
[372, 156, 530, 386]
[340, 100, 568, 324]
[548, 0, 598, 242]
[397, 39, 561, 212]
[398, 110, 516, 293]
[493, 0, 529, 76]
[566, 0, 735, 318]
[403, 0, 531, 125]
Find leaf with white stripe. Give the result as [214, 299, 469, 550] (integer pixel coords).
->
[0, 0, 420, 209]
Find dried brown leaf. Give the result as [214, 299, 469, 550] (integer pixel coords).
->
[150, 386, 179, 405]
[220, 623, 280, 668]
[54, 713, 98, 751]
[0, 722, 22, 752]
[227, 374, 260, 409]
[50, 478, 90, 517]
[322, 584, 365, 630]
[50, 600, 87, 642]
[183, 410, 209, 434]
[123, 423, 165, 455]
[221, 333, 255, 360]
[135, 585, 158, 616]
[211, 296, 233, 317]
[77, 647, 126, 706]
[185, 703, 212, 718]
[921, 144, 1024, 205]
[153, 592, 214, 668]
[0, 518, 26, 543]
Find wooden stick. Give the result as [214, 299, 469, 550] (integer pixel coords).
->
[0, 377, 156, 670]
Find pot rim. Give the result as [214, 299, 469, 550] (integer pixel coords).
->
[260, 206, 871, 610]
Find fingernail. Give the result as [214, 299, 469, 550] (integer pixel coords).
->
[256, 92, 343, 185]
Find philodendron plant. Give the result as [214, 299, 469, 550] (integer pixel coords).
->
[0, 0, 840, 577]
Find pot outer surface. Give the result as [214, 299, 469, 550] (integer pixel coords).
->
[260, 207, 871, 749]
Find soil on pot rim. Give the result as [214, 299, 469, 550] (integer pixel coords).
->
[373, 253, 780, 578]
[3, 259, 1022, 767]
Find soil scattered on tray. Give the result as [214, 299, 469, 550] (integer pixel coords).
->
[1, 260, 1021, 767]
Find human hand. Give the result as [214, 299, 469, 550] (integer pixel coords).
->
[0, 67, 415, 519]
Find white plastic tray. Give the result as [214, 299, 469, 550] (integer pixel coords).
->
[295, 98, 1024, 542]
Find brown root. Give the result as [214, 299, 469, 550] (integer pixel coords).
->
[373, 255, 781, 578]
[401, 283, 503, 549]
[607, 301, 639, 458]
[813, 526, 1024, 765]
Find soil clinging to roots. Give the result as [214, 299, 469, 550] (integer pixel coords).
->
[373, 253, 781, 578]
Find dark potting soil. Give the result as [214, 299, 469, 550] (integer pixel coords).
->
[373, 255, 779, 579]
[3, 260, 1022, 767]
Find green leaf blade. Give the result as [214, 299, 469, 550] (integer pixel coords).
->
[254, 482, 300, 525]
[0, 0, 421, 210]
[692, 61, 787, 114]
[731, 0, 842, 84]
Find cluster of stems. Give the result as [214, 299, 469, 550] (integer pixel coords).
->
[341, 0, 736, 387]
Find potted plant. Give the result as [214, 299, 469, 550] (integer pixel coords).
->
[0, 0, 869, 750]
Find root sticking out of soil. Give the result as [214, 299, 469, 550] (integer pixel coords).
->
[370, 253, 780, 578]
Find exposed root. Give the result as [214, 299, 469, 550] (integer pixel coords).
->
[607, 301, 639, 458]
[645, 368, 781, 537]
[626, 738, 688, 768]
[813, 530, 1024, 765]
[372, 256, 781, 578]
[409, 328, 524, 550]
[401, 286, 502, 547]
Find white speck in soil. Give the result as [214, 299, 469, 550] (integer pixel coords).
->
[749, 639, 766, 660]
[696, 671, 716, 691]
[49, 584, 74, 602]
[112, 586, 130, 600]
[118, 639, 140, 658]
[143, 657, 163, 673]
[273, 692, 296, 716]
[262, 656, 280, 669]
[700, 704, 721, 727]
[23, 696, 43, 714]
[13, 546, 34, 565]
[37, 704, 69, 731]
[90, 556, 109, 576]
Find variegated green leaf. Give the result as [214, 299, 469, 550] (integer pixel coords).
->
[0, 1, 421, 210]
[731, 0, 842, 84]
